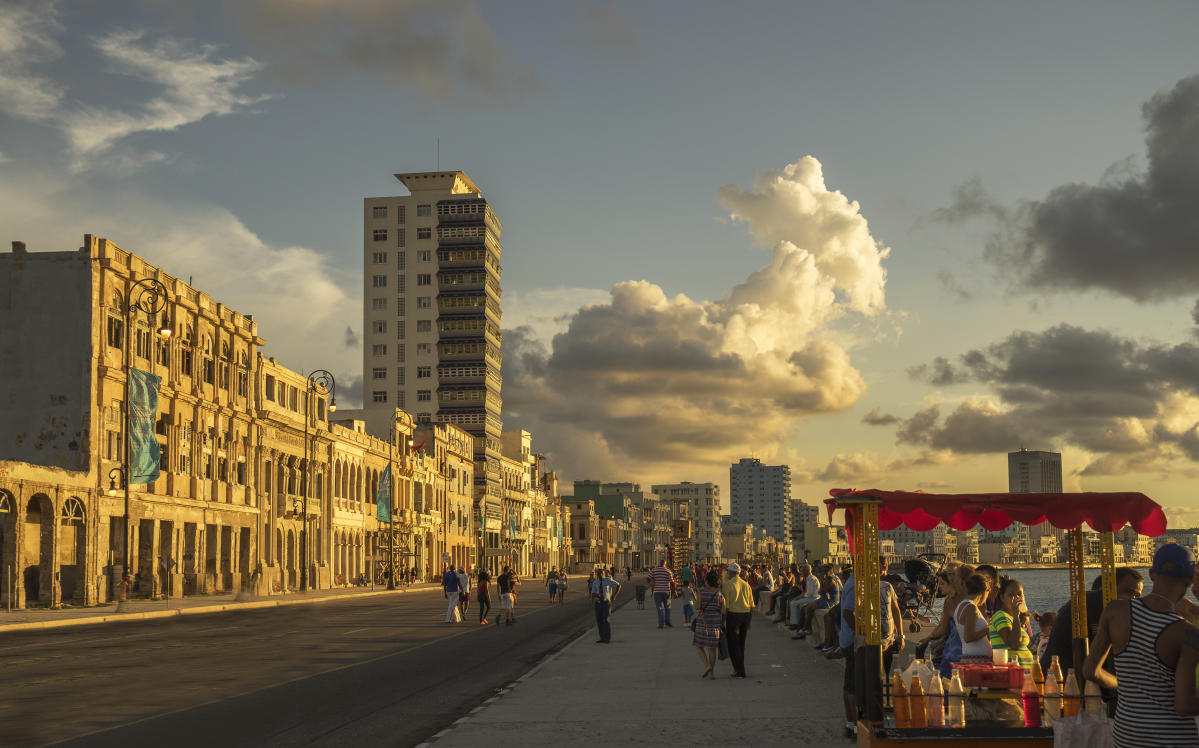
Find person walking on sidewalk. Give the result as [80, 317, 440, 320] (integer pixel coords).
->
[694, 570, 726, 679]
[592, 567, 622, 643]
[497, 566, 519, 625]
[647, 560, 676, 629]
[558, 571, 568, 603]
[456, 567, 470, 618]
[443, 566, 463, 623]
[477, 568, 492, 625]
[722, 562, 754, 678]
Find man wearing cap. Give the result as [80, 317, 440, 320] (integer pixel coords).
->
[1084, 543, 1199, 747]
[722, 562, 755, 678]
[591, 567, 622, 643]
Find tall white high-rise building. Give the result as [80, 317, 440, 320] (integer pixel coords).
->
[729, 458, 793, 555]
[1009, 448, 1064, 545]
[363, 171, 504, 552]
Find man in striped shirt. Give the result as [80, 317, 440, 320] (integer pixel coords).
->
[647, 561, 676, 628]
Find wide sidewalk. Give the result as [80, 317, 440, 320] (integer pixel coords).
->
[0, 582, 441, 632]
[424, 597, 847, 747]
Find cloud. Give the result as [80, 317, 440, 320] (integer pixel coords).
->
[503, 157, 890, 481]
[900, 322, 1199, 475]
[578, 4, 638, 57]
[935, 74, 1199, 302]
[502, 286, 610, 350]
[344, 326, 359, 349]
[226, 0, 539, 99]
[0, 0, 65, 120]
[59, 30, 267, 158]
[862, 408, 899, 426]
[815, 450, 955, 483]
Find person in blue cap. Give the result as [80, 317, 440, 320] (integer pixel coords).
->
[1084, 543, 1199, 748]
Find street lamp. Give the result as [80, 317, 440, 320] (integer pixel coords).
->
[383, 413, 408, 589]
[301, 370, 335, 592]
[117, 277, 170, 591]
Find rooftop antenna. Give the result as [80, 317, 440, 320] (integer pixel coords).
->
[436, 138, 440, 170]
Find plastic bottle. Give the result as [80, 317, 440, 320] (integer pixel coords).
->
[948, 672, 967, 728]
[1083, 679, 1103, 716]
[926, 670, 946, 727]
[1031, 660, 1044, 696]
[903, 658, 927, 691]
[911, 676, 930, 728]
[892, 670, 911, 728]
[1021, 670, 1042, 727]
[1063, 668, 1081, 717]
[1049, 655, 1064, 688]
[1043, 670, 1060, 726]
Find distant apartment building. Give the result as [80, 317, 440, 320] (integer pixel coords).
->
[790, 499, 821, 561]
[879, 524, 950, 558]
[362, 171, 505, 561]
[1009, 448, 1064, 556]
[729, 458, 793, 558]
[651, 481, 724, 563]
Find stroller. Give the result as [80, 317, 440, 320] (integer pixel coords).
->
[634, 584, 647, 609]
[887, 554, 946, 633]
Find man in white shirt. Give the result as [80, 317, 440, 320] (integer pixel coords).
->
[788, 564, 820, 629]
[591, 568, 622, 643]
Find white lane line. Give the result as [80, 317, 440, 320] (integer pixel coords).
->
[343, 628, 369, 635]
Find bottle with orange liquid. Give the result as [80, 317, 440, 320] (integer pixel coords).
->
[892, 670, 911, 728]
[1031, 660, 1044, 696]
[909, 674, 928, 728]
[1049, 655, 1064, 690]
[1063, 668, 1081, 717]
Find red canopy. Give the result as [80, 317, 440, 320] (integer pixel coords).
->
[825, 488, 1167, 537]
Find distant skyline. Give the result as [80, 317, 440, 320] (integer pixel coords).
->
[3, 2, 1199, 524]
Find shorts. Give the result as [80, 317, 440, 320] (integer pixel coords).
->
[684, 604, 695, 616]
[843, 644, 856, 694]
[548, 584, 558, 595]
[501, 593, 514, 609]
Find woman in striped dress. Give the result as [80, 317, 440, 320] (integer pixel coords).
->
[693, 569, 726, 679]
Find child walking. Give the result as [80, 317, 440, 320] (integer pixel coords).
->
[680, 580, 698, 624]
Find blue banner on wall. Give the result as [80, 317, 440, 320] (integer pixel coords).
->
[129, 368, 161, 484]
[509, 506, 515, 540]
[376, 464, 392, 522]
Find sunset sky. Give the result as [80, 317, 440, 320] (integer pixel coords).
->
[4, 1, 1199, 524]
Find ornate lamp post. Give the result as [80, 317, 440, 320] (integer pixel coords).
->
[114, 278, 171, 594]
[302, 370, 335, 592]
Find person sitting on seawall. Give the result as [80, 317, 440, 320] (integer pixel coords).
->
[989, 577, 1034, 667]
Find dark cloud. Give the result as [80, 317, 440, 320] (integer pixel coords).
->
[907, 356, 970, 386]
[862, 408, 899, 426]
[937, 271, 973, 302]
[934, 75, 1199, 301]
[578, 4, 638, 57]
[339, 374, 363, 409]
[900, 321, 1199, 474]
[344, 325, 359, 349]
[225, 0, 540, 99]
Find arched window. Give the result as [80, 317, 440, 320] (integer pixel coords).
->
[61, 497, 85, 524]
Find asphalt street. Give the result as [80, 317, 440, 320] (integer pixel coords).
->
[0, 586, 605, 747]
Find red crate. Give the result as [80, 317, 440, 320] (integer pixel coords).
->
[952, 662, 1024, 690]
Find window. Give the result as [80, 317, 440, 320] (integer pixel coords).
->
[372, 320, 387, 334]
[237, 369, 248, 397]
[135, 327, 151, 359]
[417, 342, 432, 355]
[179, 452, 190, 474]
[372, 391, 388, 403]
[417, 228, 432, 240]
[397, 321, 405, 340]
[372, 367, 387, 380]
[396, 228, 406, 247]
[372, 206, 387, 219]
[416, 296, 431, 309]
[397, 250, 406, 268]
[106, 429, 121, 460]
[416, 250, 432, 262]
[397, 391, 405, 408]
[203, 453, 212, 479]
[372, 297, 386, 310]
[156, 338, 170, 367]
[265, 375, 275, 400]
[417, 204, 431, 217]
[106, 316, 124, 349]
[417, 366, 431, 378]
[397, 344, 405, 362]
[397, 297, 406, 316]
[397, 366, 406, 384]
[416, 320, 432, 332]
[372, 275, 387, 288]
[372, 252, 387, 264]
[417, 274, 431, 286]
[202, 356, 214, 385]
[398, 274, 406, 292]
[372, 344, 387, 356]
[236, 460, 246, 485]
[397, 205, 406, 224]
[417, 390, 432, 401]
[373, 229, 388, 241]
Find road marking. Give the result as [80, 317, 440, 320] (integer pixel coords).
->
[343, 628, 369, 635]
[0, 623, 243, 653]
[50, 599, 583, 745]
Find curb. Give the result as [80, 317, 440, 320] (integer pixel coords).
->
[0, 585, 442, 633]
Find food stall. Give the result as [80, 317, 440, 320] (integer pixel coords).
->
[824, 489, 1168, 746]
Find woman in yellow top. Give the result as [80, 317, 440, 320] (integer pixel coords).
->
[989, 577, 1034, 668]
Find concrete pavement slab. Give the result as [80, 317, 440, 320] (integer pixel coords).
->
[425, 599, 846, 747]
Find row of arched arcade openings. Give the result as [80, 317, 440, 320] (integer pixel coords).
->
[0, 489, 88, 608]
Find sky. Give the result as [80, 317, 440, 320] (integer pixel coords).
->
[3, 1, 1199, 526]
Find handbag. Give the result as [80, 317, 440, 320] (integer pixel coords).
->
[717, 626, 729, 660]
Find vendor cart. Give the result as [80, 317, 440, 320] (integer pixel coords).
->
[824, 488, 1168, 746]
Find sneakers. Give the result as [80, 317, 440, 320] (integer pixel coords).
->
[480, 619, 488, 625]
[665, 622, 673, 627]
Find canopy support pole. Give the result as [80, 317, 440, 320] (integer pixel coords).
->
[852, 502, 883, 724]
[1067, 528, 1088, 691]
[1099, 531, 1117, 608]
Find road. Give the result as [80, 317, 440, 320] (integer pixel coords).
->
[0, 586, 604, 747]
